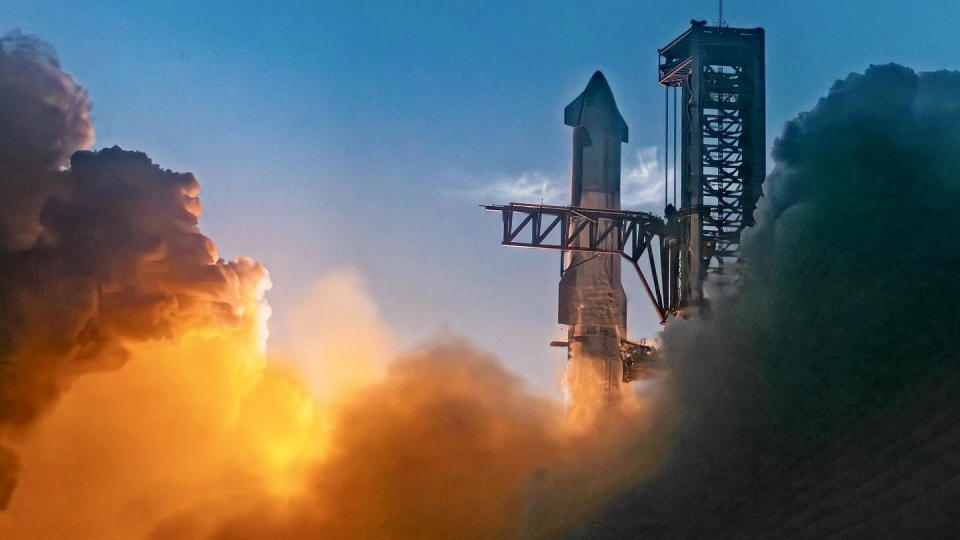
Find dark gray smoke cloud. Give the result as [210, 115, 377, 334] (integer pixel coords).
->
[0, 30, 91, 251]
[3, 27, 958, 536]
[0, 31, 265, 509]
[574, 64, 960, 537]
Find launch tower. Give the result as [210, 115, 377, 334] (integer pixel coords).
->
[485, 19, 766, 401]
[659, 21, 765, 306]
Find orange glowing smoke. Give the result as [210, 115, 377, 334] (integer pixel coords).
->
[0, 30, 677, 539]
[0, 269, 675, 539]
[0, 260, 318, 539]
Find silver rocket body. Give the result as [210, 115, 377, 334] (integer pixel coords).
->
[558, 71, 629, 401]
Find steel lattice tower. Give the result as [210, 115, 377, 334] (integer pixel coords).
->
[484, 20, 767, 391]
[659, 21, 765, 308]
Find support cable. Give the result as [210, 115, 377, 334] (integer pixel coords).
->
[673, 86, 678, 207]
[564, 253, 602, 273]
[664, 85, 669, 211]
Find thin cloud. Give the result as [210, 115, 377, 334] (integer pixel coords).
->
[622, 146, 671, 209]
[465, 147, 674, 211]
[470, 171, 567, 205]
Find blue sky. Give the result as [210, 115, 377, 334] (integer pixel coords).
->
[4, 0, 959, 394]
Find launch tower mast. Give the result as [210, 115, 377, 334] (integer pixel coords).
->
[659, 21, 765, 307]
[484, 20, 766, 393]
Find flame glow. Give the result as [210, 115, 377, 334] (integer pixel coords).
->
[0, 268, 674, 539]
[0, 30, 676, 539]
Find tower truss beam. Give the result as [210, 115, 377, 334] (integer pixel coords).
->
[659, 22, 765, 305]
[484, 203, 681, 323]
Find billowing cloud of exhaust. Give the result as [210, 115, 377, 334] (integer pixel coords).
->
[8, 28, 954, 538]
[0, 30, 92, 251]
[577, 64, 960, 536]
[278, 271, 396, 403]
[162, 341, 568, 539]
[0, 31, 673, 539]
[0, 30, 268, 508]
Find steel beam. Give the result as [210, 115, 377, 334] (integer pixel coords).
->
[484, 203, 676, 323]
[659, 23, 765, 306]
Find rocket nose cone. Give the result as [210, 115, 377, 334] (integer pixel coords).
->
[584, 71, 614, 101]
[583, 71, 619, 114]
[565, 70, 628, 142]
[588, 70, 609, 87]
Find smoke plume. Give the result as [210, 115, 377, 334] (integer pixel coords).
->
[0, 30, 91, 251]
[3, 28, 956, 538]
[0, 30, 268, 508]
[577, 64, 960, 536]
[0, 31, 669, 539]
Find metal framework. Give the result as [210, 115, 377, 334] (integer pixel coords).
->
[484, 203, 680, 323]
[621, 339, 664, 381]
[481, 22, 765, 390]
[659, 22, 765, 305]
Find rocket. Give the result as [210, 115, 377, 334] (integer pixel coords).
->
[558, 71, 629, 400]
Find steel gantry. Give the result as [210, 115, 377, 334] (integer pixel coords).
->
[484, 203, 682, 324]
[659, 21, 765, 305]
[483, 22, 765, 390]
